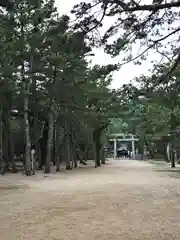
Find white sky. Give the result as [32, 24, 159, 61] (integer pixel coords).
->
[55, 0, 156, 89]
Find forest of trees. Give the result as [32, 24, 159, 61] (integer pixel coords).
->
[1, 0, 180, 175]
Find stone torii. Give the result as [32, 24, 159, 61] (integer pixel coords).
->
[110, 133, 139, 159]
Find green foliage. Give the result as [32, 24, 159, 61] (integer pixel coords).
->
[0, 0, 120, 174]
[106, 61, 180, 163]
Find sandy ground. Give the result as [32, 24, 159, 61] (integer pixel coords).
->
[1, 159, 180, 240]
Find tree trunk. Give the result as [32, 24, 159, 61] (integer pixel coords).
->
[73, 144, 78, 168]
[84, 146, 88, 162]
[44, 110, 54, 173]
[163, 141, 169, 162]
[141, 150, 144, 160]
[70, 134, 77, 168]
[36, 141, 42, 169]
[101, 148, 106, 164]
[138, 134, 145, 160]
[0, 103, 16, 174]
[73, 135, 87, 165]
[144, 138, 155, 159]
[52, 125, 56, 166]
[24, 86, 32, 176]
[31, 148, 36, 175]
[54, 124, 60, 172]
[93, 129, 101, 168]
[76, 147, 87, 165]
[0, 108, 4, 174]
[55, 154, 60, 172]
[19, 11, 32, 175]
[2, 107, 9, 173]
[2, 97, 17, 173]
[170, 142, 176, 168]
[65, 134, 72, 170]
[8, 129, 16, 172]
[170, 109, 176, 168]
[64, 123, 72, 170]
[39, 122, 48, 169]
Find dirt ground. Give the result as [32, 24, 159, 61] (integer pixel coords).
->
[1, 159, 180, 240]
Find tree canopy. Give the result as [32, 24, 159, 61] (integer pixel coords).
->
[1, 0, 180, 176]
[0, 0, 121, 175]
[72, 1, 180, 79]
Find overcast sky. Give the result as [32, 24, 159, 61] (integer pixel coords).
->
[55, 0, 155, 89]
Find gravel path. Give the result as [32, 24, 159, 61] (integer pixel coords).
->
[0, 159, 180, 240]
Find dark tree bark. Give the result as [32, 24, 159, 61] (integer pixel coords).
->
[54, 124, 61, 172]
[55, 154, 61, 172]
[84, 146, 88, 162]
[1, 90, 17, 173]
[93, 129, 101, 168]
[144, 138, 155, 159]
[23, 75, 32, 176]
[70, 133, 77, 168]
[170, 142, 175, 168]
[170, 106, 176, 168]
[39, 122, 48, 169]
[65, 123, 72, 170]
[8, 124, 16, 172]
[44, 110, 54, 173]
[163, 140, 169, 162]
[2, 107, 10, 172]
[101, 148, 106, 164]
[65, 135, 72, 170]
[73, 135, 87, 165]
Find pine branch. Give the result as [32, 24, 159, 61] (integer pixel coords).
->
[114, 0, 180, 12]
[119, 27, 180, 66]
[83, 3, 108, 34]
[157, 53, 180, 85]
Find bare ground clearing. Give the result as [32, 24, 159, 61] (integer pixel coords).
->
[0, 160, 180, 240]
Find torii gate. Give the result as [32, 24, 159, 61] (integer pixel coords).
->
[109, 133, 139, 159]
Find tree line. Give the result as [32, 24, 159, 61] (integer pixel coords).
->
[72, 0, 180, 167]
[109, 62, 180, 167]
[1, 0, 180, 175]
[0, 0, 121, 175]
